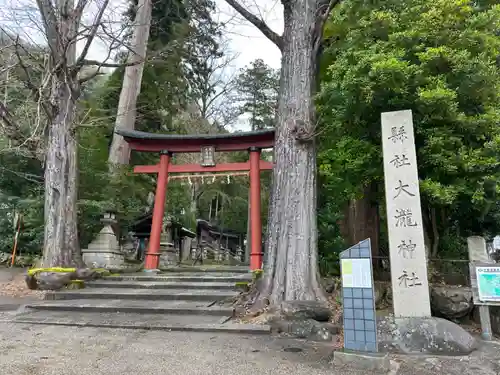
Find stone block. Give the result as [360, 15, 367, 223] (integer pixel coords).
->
[159, 243, 178, 267]
[332, 350, 390, 372]
[377, 315, 478, 355]
[82, 251, 124, 269]
[271, 318, 337, 342]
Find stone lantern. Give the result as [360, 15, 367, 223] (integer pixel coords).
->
[82, 209, 125, 269]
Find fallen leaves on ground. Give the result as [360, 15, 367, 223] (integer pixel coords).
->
[0, 274, 45, 299]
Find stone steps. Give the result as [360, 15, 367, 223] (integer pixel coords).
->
[11, 310, 271, 334]
[103, 275, 252, 283]
[10, 267, 263, 335]
[87, 280, 239, 290]
[159, 266, 250, 274]
[44, 288, 239, 302]
[22, 299, 234, 316]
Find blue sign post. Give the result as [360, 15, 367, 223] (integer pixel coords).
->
[339, 239, 378, 352]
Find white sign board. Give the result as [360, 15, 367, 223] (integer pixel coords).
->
[341, 259, 373, 289]
[381, 110, 431, 318]
[476, 266, 500, 302]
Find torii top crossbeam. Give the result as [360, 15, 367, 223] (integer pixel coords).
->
[115, 128, 275, 153]
[115, 128, 275, 271]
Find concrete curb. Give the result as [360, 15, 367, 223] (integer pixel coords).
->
[11, 318, 272, 335]
[332, 350, 390, 371]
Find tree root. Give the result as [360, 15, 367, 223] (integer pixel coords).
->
[231, 276, 341, 329]
[25, 268, 110, 291]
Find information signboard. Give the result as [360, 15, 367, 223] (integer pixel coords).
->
[476, 266, 500, 302]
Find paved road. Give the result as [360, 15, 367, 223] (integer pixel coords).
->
[0, 318, 499, 375]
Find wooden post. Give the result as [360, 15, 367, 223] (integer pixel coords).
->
[467, 236, 492, 341]
[249, 147, 262, 270]
[145, 151, 171, 270]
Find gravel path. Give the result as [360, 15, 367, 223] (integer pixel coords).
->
[0, 318, 499, 375]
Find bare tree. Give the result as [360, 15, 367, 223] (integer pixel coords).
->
[0, 0, 140, 267]
[188, 39, 241, 128]
[223, 0, 340, 305]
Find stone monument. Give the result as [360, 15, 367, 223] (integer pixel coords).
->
[181, 237, 192, 262]
[378, 110, 477, 355]
[159, 216, 178, 267]
[236, 246, 243, 262]
[381, 109, 431, 318]
[82, 211, 125, 269]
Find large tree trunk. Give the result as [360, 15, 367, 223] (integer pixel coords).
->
[339, 184, 380, 259]
[40, 0, 85, 268]
[258, 1, 326, 304]
[108, 0, 152, 166]
[42, 79, 81, 267]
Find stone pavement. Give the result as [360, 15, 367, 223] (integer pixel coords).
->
[0, 317, 499, 375]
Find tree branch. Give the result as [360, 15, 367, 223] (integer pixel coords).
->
[0, 102, 40, 156]
[224, 0, 283, 51]
[73, 0, 90, 25]
[73, 0, 111, 69]
[80, 59, 142, 68]
[11, 38, 53, 118]
[312, 0, 342, 57]
[35, 0, 60, 52]
[78, 36, 116, 83]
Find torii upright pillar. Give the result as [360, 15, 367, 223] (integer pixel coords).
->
[145, 150, 171, 270]
[249, 147, 263, 270]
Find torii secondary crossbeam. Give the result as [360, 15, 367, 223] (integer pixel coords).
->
[115, 129, 275, 271]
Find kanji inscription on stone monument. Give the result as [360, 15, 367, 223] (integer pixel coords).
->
[381, 110, 431, 318]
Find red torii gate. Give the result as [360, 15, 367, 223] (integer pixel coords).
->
[115, 129, 275, 271]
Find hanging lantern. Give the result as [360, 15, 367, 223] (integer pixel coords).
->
[200, 145, 216, 167]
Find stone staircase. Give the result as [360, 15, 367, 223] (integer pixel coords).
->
[12, 266, 270, 334]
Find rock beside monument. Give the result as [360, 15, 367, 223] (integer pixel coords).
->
[377, 315, 478, 355]
[250, 300, 338, 341]
[280, 300, 333, 322]
[374, 282, 388, 308]
[272, 318, 340, 341]
[430, 286, 473, 321]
